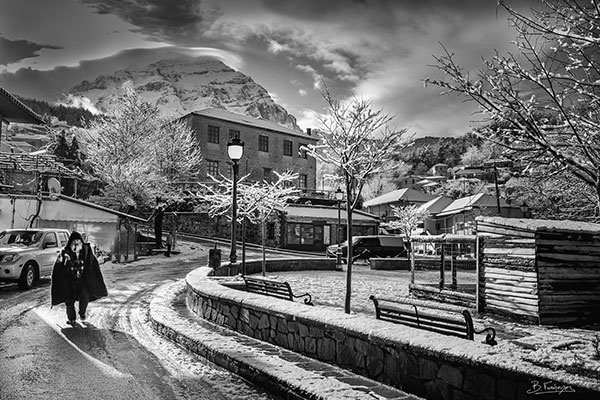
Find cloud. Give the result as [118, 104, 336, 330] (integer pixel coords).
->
[57, 94, 100, 114]
[0, 37, 62, 66]
[298, 89, 307, 97]
[81, 0, 223, 45]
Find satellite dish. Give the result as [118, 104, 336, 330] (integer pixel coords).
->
[47, 178, 61, 194]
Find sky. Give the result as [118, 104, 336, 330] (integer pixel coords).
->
[0, 0, 536, 137]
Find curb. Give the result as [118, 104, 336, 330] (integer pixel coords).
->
[149, 280, 419, 400]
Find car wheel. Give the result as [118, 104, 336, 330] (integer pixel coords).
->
[18, 263, 36, 290]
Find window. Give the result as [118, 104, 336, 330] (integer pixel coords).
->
[267, 223, 275, 239]
[227, 164, 233, 179]
[207, 160, 219, 176]
[207, 125, 220, 143]
[283, 140, 293, 156]
[298, 174, 308, 188]
[298, 143, 308, 159]
[258, 135, 269, 152]
[43, 232, 58, 248]
[58, 232, 69, 246]
[229, 129, 240, 140]
[263, 167, 272, 181]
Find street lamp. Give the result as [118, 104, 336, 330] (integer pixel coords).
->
[520, 202, 529, 218]
[335, 188, 344, 267]
[227, 137, 244, 264]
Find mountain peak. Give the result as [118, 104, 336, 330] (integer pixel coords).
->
[65, 56, 301, 131]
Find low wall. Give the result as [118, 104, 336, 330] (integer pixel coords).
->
[369, 258, 410, 270]
[186, 267, 599, 400]
[211, 257, 338, 276]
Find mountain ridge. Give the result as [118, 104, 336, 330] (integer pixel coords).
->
[62, 56, 302, 131]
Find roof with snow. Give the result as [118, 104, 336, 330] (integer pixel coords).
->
[285, 204, 379, 223]
[363, 188, 437, 207]
[186, 108, 316, 141]
[0, 86, 45, 125]
[436, 193, 517, 217]
[418, 196, 454, 215]
[477, 216, 600, 235]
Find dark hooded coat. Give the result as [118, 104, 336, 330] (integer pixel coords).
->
[51, 231, 108, 306]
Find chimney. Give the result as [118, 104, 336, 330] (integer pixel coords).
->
[306, 128, 312, 136]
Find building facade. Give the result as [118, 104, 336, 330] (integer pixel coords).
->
[180, 108, 318, 189]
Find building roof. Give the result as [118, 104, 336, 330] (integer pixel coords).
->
[419, 196, 454, 215]
[0, 152, 82, 178]
[363, 188, 437, 208]
[58, 195, 146, 223]
[477, 216, 600, 235]
[285, 204, 379, 223]
[435, 193, 516, 217]
[186, 108, 317, 141]
[0, 86, 45, 125]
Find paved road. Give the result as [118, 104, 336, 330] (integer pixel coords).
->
[0, 243, 278, 400]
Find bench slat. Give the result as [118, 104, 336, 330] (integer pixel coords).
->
[370, 295, 497, 346]
[244, 276, 313, 305]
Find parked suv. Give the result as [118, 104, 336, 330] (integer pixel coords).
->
[326, 235, 407, 261]
[0, 228, 70, 290]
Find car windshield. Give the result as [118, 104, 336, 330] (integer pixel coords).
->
[0, 230, 43, 247]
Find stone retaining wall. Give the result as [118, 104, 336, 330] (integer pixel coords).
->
[212, 257, 338, 276]
[186, 267, 598, 400]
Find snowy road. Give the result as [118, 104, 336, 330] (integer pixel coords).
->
[0, 242, 278, 400]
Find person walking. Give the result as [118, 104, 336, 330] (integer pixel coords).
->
[164, 229, 173, 257]
[51, 231, 108, 325]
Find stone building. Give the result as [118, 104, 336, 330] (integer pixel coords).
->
[180, 108, 318, 189]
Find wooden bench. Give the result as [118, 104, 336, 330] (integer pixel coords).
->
[369, 295, 497, 345]
[244, 276, 314, 306]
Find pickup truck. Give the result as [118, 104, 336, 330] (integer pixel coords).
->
[0, 228, 71, 290]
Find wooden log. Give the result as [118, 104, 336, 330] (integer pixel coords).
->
[485, 293, 540, 308]
[485, 282, 538, 294]
[477, 224, 535, 238]
[538, 293, 600, 302]
[485, 287, 539, 299]
[483, 258, 537, 270]
[538, 253, 600, 262]
[485, 298, 539, 314]
[485, 267, 538, 278]
[483, 247, 535, 256]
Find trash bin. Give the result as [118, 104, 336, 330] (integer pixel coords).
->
[208, 243, 222, 269]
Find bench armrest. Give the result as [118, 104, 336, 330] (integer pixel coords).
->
[291, 292, 314, 306]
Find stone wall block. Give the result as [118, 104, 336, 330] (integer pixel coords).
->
[424, 379, 452, 400]
[366, 356, 384, 378]
[277, 318, 289, 334]
[309, 325, 324, 338]
[464, 369, 495, 400]
[287, 320, 299, 333]
[437, 364, 463, 388]
[305, 337, 317, 354]
[257, 313, 270, 329]
[419, 358, 439, 380]
[275, 332, 289, 348]
[298, 323, 310, 337]
[317, 337, 336, 361]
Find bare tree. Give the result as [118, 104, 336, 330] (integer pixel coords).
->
[426, 1, 600, 219]
[304, 87, 409, 313]
[387, 205, 430, 253]
[196, 171, 298, 274]
[82, 82, 202, 211]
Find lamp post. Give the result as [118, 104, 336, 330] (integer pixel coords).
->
[335, 188, 344, 267]
[520, 202, 529, 218]
[227, 137, 244, 264]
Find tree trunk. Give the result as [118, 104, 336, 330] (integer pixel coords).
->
[261, 219, 266, 276]
[344, 193, 354, 314]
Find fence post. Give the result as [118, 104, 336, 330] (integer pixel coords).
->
[439, 242, 445, 290]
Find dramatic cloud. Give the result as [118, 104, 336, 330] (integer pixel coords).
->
[81, 0, 223, 45]
[0, 37, 62, 66]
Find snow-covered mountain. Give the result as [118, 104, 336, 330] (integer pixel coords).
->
[63, 56, 301, 131]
